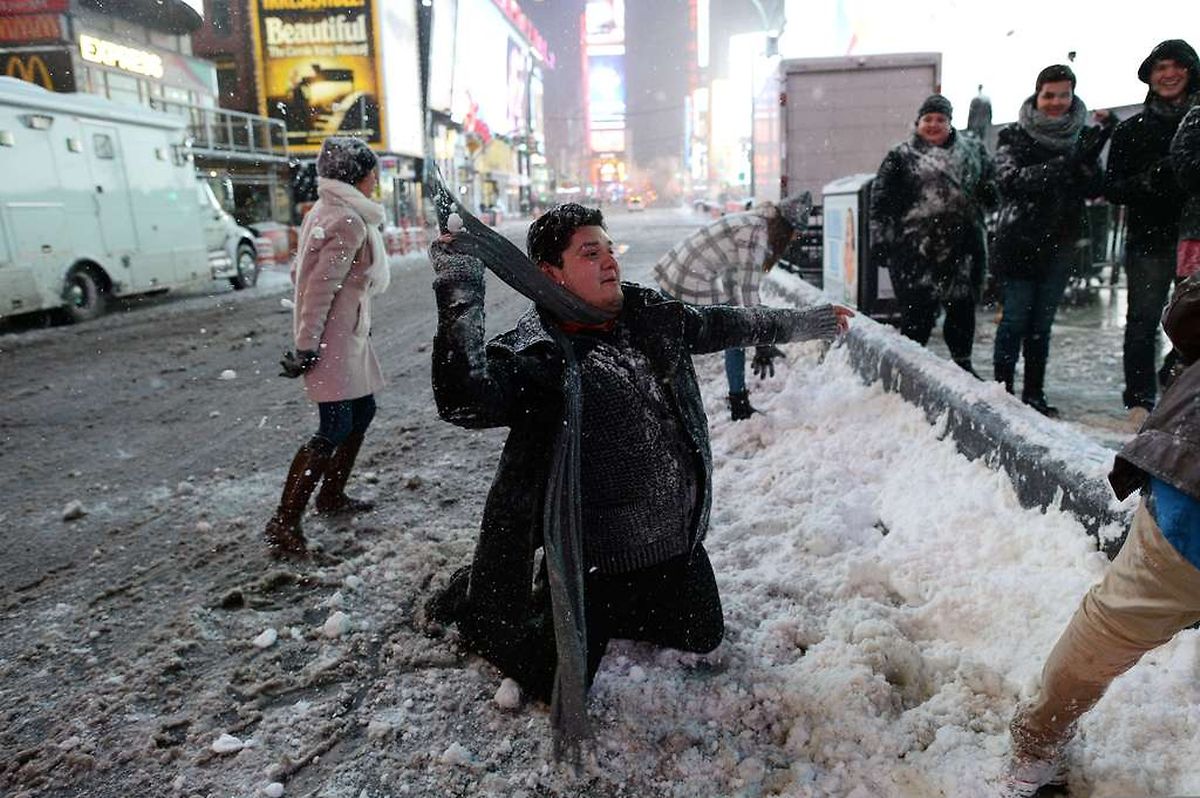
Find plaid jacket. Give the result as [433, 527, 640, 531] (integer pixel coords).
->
[653, 211, 772, 306]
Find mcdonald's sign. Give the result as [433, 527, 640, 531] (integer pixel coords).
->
[2, 50, 74, 92]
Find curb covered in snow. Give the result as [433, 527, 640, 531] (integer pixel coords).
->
[767, 271, 1134, 557]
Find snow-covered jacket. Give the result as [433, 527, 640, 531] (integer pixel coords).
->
[869, 129, 997, 299]
[430, 271, 838, 671]
[990, 125, 1103, 281]
[1171, 104, 1200, 242]
[1110, 273, 1200, 503]
[652, 210, 774, 306]
[1104, 99, 1192, 259]
[290, 195, 385, 403]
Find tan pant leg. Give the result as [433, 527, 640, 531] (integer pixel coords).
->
[1011, 500, 1200, 761]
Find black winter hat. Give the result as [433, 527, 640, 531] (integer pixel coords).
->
[316, 136, 378, 185]
[916, 94, 952, 121]
[1137, 39, 1200, 86]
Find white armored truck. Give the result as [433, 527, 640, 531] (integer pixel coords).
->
[0, 77, 258, 322]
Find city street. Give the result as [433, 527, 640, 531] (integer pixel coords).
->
[2, 208, 1183, 798]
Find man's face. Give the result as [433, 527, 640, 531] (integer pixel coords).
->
[1036, 80, 1074, 118]
[1150, 58, 1189, 103]
[916, 113, 951, 146]
[540, 225, 623, 314]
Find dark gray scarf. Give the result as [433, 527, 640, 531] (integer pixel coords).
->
[1145, 90, 1200, 124]
[425, 164, 605, 759]
[1018, 94, 1087, 152]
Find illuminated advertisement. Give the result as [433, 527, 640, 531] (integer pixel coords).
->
[451, 0, 531, 138]
[378, 0, 422, 156]
[250, 0, 384, 152]
[427, 0, 457, 114]
[0, 13, 61, 44]
[583, 0, 625, 156]
[2, 48, 74, 92]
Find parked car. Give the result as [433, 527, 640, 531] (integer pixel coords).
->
[626, 195, 644, 212]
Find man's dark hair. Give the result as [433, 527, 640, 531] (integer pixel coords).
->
[1035, 64, 1077, 93]
[527, 203, 606, 267]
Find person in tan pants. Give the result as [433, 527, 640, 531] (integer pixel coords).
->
[1001, 273, 1200, 797]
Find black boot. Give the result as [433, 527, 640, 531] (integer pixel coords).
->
[264, 438, 334, 559]
[315, 432, 375, 515]
[728, 391, 758, 421]
[994, 362, 1015, 395]
[953, 358, 982, 380]
[1021, 359, 1059, 418]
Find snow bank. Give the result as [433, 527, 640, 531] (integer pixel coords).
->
[766, 270, 1134, 553]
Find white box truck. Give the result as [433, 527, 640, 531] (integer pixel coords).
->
[752, 52, 942, 202]
[0, 77, 258, 323]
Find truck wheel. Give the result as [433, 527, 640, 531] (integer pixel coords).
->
[229, 243, 259, 290]
[62, 269, 106, 323]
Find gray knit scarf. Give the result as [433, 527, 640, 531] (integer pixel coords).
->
[425, 163, 607, 760]
[1145, 90, 1200, 124]
[1017, 94, 1087, 152]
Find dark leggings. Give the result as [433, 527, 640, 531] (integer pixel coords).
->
[313, 394, 376, 446]
[893, 282, 976, 361]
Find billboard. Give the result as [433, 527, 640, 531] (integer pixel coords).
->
[250, 0, 385, 152]
[583, 0, 625, 155]
[451, 0, 531, 138]
[427, 0, 457, 114]
[378, 0, 422, 157]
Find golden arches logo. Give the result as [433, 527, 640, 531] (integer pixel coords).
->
[5, 55, 54, 89]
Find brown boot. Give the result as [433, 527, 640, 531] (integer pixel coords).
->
[315, 432, 375, 515]
[264, 438, 333, 559]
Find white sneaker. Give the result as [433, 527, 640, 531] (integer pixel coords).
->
[999, 755, 1067, 798]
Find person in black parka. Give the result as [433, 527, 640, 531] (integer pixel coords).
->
[990, 65, 1113, 417]
[870, 94, 998, 377]
[1105, 39, 1200, 419]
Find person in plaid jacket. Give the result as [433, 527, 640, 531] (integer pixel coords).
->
[653, 193, 813, 420]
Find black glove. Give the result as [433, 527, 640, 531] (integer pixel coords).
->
[1072, 125, 1111, 164]
[751, 345, 785, 380]
[279, 349, 318, 378]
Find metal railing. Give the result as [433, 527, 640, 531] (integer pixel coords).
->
[149, 97, 289, 162]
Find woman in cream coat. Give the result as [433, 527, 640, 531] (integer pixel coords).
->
[265, 136, 389, 559]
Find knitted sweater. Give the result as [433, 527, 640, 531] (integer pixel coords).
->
[572, 325, 699, 572]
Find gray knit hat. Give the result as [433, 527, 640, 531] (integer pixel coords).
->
[917, 94, 953, 121]
[316, 136, 378, 185]
[776, 191, 812, 229]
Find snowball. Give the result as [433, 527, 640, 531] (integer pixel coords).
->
[218, 369, 237, 381]
[61, 500, 86, 521]
[211, 733, 244, 754]
[440, 742, 475, 767]
[312, 226, 325, 239]
[262, 783, 284, 798]
[447, 212, 464, 233]
[252, 628, 278, 649]
[323, 611, 351, 638]
[367, 719, 393, 741]
[175, 481, 195, 495]
[280, 297, 295, 309]
[493, 678, 521, 710]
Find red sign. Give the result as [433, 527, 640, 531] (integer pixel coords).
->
[0, 0, 68, 14]
[0, 13, 60, 43]
[489, 0, 554, 67]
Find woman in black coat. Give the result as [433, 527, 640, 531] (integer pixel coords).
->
[870, 94, 997, 377]
[990, 65, 1113, 417]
